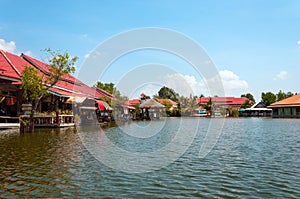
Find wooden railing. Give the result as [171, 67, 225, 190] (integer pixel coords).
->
[32, 115, 75, 127]
[0, 116, 19, 123]
[20, 115, 75, 128]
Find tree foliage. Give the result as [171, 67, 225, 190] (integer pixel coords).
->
[240, 93, 255, 108]
[95, 82, 116, 95]
[44, 48, 77, 87]
[158, 86, 179, 102]
[204, 97, 214, 111]
[240, 99, 254, 108]
[276, 90, 294, 101]
[228, 107, 239, 117]
[21, 66, 48, 102]
[241, 93, 255, 103]
[95, 81, 128, 104]
[261, 90, 294, 106]
[179, 96, 198, 116]
[261, 92, 276, 106]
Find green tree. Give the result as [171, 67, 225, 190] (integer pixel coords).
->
[276, 90, 294, 101]
[228, 107, 239, 117]
[187, 97, 199, 116]
[241, 93, 255, 103]
[44, 48, 77, 86]
[95, 81, 128, 105]
[276, 90, 285, 101]
[240, 93, 255, 108]
[261, 92, 276, 106]
[204, 97, 214, 112]
[95, 82, 115, 94]
[178, 96, 197, 116]
[240, 99, 254, 108]
[21, 49, 78, 132]
[286, 91, 294, 98]
[21, 66, 48, 103]
[158, 86, 179, 102]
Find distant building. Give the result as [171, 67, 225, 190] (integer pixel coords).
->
[196, 97, 249, 109]
[192, 106, 207, 117]
[155, 98, 178, 111]
[125, 99, 141, 106]
[239, 102, 272, 117]
[268, 94, 300, 118]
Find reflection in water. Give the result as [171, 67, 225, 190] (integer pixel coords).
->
[0, 118, 300, 198]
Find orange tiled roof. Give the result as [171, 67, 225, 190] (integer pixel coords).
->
[269, 94, 300, 107]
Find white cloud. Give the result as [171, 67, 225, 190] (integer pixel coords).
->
[164, 73, 198, 97]
[198, 70, 248, 97]
[123, 83, 161, 99]
[297, 40, 300, 46]
[0, 38, 33, 56]
[275, 71, 288, 80]
[0, 38, 16, 53]
[24, 50, 33, 56]
[84, 53, 90, 58]
[119, 70, 249, 99]
[219, 70, 248, 95]
[163, 70, 248, 97]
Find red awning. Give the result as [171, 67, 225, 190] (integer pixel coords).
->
[96, 100, 105, 111]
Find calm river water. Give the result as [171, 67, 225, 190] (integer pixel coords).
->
[0, 118, 299, 198]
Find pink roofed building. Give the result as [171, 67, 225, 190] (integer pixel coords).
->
[0, 50, 113, 117]
[196, 97, 249, 109]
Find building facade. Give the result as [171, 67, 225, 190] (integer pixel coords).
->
[268, 94, 300, 118]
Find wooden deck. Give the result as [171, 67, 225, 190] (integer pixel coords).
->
[0, 116, 19, 123]
[0, 116, 20, 129]
[0, 115, 75, 129]
[0, 123, 20, 129]
[32, 114, 75, 128]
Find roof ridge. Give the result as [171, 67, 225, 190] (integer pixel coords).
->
[0, 50, 21, 77]
[21, 53, 50, 75]
[21, 53, 83, 86]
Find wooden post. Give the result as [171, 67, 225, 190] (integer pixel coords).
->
[20, 104, 33, 133]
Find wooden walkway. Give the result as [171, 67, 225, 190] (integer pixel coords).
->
[0, 123, 20, 129]
[0, 115, 75, 129]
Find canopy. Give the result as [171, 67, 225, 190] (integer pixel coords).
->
[95, 100, 113, 111]
[66, 96, 86, 104]
[139, 99, 165, 109]
[96, 100, 105, 111]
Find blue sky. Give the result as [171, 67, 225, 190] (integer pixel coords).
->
[0, 0, 300, 100]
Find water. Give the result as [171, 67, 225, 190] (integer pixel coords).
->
[0, 118, 299, 198]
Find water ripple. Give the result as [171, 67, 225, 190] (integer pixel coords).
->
[0, 118, 300, 198]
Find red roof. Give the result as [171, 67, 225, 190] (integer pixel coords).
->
[21, 54, 79, 83]
[95, 87, 115, 100]
[125, 99, 141, 106]
[196, 97, 248, 106]
[0, 50, 28, 80]
[0, 50, 113, 99]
